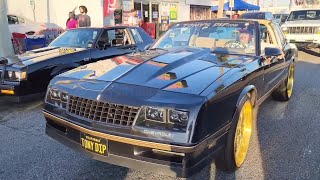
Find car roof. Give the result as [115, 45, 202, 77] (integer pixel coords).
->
[175, 19, 262, 24]
[291, 9, 320, 11]
[242, 11, 272, 14]
[71, 26, 134, 30]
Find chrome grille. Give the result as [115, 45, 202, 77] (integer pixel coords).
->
[67, 95, 140, 126]
[288, 27, 318, 34]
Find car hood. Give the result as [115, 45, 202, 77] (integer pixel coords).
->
[56, 48, 255, 95]
[2, 46, 87, 67]
[282, 20, 320, 27]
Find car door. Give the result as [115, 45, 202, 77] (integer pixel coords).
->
[261, 23, 287, 94]
[90, 28, 136, 61]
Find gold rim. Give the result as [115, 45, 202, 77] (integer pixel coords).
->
[287, 64, 295, 98]
[234, 100, 253, 167]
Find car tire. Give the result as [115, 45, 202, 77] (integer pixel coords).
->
[219, 95, 254, 171]
[272, 64, 295, 101]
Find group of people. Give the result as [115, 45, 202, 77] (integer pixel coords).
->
[66, 7, 141, 29]
[66, 5, 91, 29]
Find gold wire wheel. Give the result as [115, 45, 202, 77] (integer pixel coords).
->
[234, 100, 253, 168]
[287, 64, 295, 98]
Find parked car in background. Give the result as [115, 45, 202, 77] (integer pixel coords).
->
[43, 19, 296, 177]
[281, 9, 320, 49]
[0, 26, 153, 102]
[7, 14, 60, 35]
[273, 13, 289, 25]
[239, 11, 274, 20]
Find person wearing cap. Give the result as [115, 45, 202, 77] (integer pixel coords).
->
[238, 28, 254, 47]
[128, 9, 142, 27]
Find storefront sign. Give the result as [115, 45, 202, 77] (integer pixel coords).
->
[161, 2, 170, 16]
[169, 3, 178, 20]
[161, 16, 169, 24]
[104, 0, 118, 17]
[122, 0, 132, 25]
[153, 12, 158, 19]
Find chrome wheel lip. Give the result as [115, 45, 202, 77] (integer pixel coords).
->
[233, 101, 253, 168]
[287, 64, 295, 98]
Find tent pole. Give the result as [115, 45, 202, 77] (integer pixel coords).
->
[217, 0, 225, 18]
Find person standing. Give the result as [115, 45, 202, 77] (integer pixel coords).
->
[128, 9, 141, 27]
[232, 11, 240, 19]
[66, 12, 78, 29]
[75, 5, 91, 27]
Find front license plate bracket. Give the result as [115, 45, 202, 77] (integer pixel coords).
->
[80, 133, 108, 156]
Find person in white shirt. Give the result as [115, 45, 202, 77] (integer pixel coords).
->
[128, 9, 141, 27]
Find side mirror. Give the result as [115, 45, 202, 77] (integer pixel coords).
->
[265, 47, 282, 57]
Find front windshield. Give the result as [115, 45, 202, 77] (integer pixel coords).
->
[152, 21, 256, 55]
[287, 10, 320, 21]
[49, 29, 99, 48]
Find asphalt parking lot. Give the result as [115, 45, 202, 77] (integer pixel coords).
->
[0, 51, 319, 180]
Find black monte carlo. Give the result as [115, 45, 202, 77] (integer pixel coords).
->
[0, 26, 153, 102]
[43, 19, 297, 177]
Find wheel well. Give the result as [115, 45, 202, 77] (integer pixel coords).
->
[248, 89, 257, 107]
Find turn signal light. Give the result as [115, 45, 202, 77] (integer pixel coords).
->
[1, 90, 14, 95]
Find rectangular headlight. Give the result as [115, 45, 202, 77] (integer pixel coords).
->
[5, 71, 27, 81]
[46, 88, 68, 109]
[144, 106, 189, 125]
[168, 109, 189, 126]
[145, 107, 166, 123]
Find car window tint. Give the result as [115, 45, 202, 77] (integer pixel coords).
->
[98, 28, 131, 47]
[8, 15, 19, 24]
[130, 28, 143, 43]
[272, 23, 286, 46]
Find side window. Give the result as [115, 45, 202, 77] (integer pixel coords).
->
[18, 16, 25, 24]
[260, 24, 273, 44]
[272, 23, 285, 46]
[8, 15, 19, 24]
[267, 13, 273, 20]
[97, 28, 131, 48]
[130, 28, 143, 44]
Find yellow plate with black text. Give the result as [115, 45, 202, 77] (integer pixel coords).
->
[80, 133, 108, 156]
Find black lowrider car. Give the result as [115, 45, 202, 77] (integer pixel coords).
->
[0, 26, 153, 102]
[43, 20, 296, 177]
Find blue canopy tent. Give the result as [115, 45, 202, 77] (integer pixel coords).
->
[211, 0, 260, 11]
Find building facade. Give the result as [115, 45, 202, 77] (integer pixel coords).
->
[7, 0, 221, 28]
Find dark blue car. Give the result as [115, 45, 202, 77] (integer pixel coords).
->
[0, 26, 153, 102]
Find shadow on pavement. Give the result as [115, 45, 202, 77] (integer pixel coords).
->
[256, 60, 320, 179]
[298, 48, 320, 57]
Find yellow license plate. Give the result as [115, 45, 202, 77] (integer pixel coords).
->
[80, 133, 108, 156]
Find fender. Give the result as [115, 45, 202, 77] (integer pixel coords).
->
[236, 85, 257, 108]
[50, 63, 79, 78]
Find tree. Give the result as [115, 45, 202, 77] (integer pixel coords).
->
[0, 0, 14, 57]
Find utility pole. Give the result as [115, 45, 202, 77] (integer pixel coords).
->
[217, 0, 225, 18]
[0, 0, 14, 57]
[289, 0, 293, 12]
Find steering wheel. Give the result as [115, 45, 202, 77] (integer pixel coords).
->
[224, 40, 246, 49]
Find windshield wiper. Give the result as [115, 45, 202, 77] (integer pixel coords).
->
[148, 47, 169, 51]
